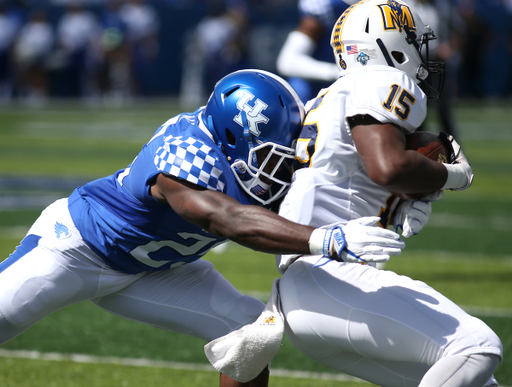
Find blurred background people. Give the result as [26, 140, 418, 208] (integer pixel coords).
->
[54, 2, 100, 98]
[96, 0, 130, 103]
[0, 4, 19, 103]
[179, 0, 248, 107]
[276, 0, 357, 103]
[404, 0, 460, 138]
[0, 0, 509, 105]
[118, 0, 160, 97]
[456, 0, 512, 100]
[13, 8, 55, 105]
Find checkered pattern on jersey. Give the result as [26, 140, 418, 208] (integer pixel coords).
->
[154, 136, 226, 192]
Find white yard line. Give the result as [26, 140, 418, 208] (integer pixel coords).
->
[0, 349, 367, 383]
[0, 348, 509, 385]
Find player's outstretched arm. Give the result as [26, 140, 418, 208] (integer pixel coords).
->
[151, 173, 404, 262]
[151, 172, 312, 255]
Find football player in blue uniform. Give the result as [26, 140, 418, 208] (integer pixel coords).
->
[0, 69, 405, 386]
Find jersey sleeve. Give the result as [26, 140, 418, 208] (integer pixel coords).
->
[154, 136, 226, 192]
[345, 67, 427, 133]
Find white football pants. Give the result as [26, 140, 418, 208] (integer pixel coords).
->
[279, 256, 502, 387]
[0, 198, 265, 345]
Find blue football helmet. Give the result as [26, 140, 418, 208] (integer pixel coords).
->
[204, 69, 305, 205]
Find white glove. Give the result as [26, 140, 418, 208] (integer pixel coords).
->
[423, 190, 444, 202]
[309, 216, 405, 263]
[393, 188, 444, 237]
[440, 133, 474, 191]
[393, 199, 432, 238]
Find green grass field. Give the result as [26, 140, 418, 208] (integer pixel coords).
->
[0, 100, 511, 386]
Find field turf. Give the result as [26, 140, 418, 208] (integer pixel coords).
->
[0, 100, 511, 386]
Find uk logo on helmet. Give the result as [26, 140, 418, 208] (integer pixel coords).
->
[233, 90, 269, 137]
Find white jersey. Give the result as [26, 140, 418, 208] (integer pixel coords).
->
[277, 65, 426, 273]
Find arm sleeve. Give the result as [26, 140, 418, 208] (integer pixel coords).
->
[276, 30, 340, 82]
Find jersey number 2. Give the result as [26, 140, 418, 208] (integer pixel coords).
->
[130, 233, 218, 269]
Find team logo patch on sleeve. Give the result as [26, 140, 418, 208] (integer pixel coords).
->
[55, 222, 71, 239]
[154, 136, 226, 192]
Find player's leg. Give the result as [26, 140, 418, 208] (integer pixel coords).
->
[219, 367, 269, 387]
[0, 198, 140, 344]
[419, 354, 500, 387]
[280, 260, 428, 387]
[0, 240, 83, 344]
[92, 259, 268, 386]
[91, 258, 265, 341]
[279, 256, 502, 387]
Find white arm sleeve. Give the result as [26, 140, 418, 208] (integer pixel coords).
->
[276, 30, 340, 82]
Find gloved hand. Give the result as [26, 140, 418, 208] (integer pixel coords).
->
[393, 189, 444, 238]
[309, 216, 405, 263]
[393, 199, 431, 238]
[440, 132, 474, 191]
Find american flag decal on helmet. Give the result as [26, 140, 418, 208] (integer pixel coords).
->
[250, 183, 268, 196]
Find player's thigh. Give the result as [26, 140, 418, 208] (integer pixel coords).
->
[280, 257, 501, 387]
[280, 257, 460, 364]
[0, 237, 104, 346]
[0, 198, 139, 332]
[92, 259, 265, 341]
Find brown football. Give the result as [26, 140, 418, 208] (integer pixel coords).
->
[391, 131, 450, 200]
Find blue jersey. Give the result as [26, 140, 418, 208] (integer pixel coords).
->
[68, 107, 255, 274]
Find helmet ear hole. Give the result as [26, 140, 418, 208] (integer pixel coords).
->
[225, 129, 236, 145]
[278, 95, 285, 108]
[392, 51, 406, 64]
[224, 86, 240, 99]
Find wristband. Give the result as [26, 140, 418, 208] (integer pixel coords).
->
[309, 228, 331, 256]
[442, 163, 469, 190]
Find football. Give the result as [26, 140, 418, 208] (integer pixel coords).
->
[391, 131, 450, 200]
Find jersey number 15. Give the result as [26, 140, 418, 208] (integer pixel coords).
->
[382, 84, 416, 121]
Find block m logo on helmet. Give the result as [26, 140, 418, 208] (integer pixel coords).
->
[234, 90, 269, 137]
[378, 0, 416, 33]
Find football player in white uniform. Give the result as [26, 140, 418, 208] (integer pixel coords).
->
[276, 1, 502, 386]
[0, 69, 406, 387]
